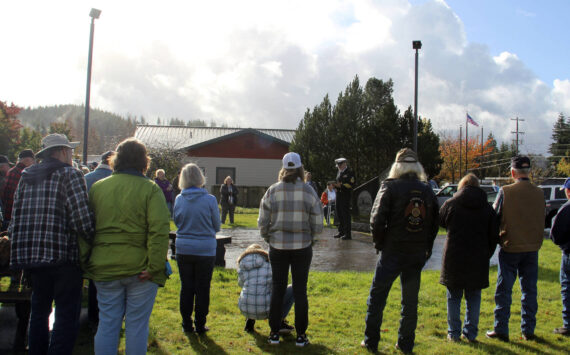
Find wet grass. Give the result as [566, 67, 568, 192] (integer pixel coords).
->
[71, 239, 569, 354]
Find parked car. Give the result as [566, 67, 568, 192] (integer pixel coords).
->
[539, 184, 566, 228]
[436, 184, 499, 207]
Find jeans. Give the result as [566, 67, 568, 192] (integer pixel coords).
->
[269, 246, 312, 335]
[493, 249, 538, 335]
[28, 264, 83, 355]
[323, 202, 335, 225]
[221, 205, 235, 224]
[94, 276, 159, 355]
[177, 254, 216, 330]
[446, 288, 481, 340]
[364, 250, 426, 352]
[561, 252, 570, 328]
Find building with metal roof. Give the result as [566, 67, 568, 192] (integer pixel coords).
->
[134, 125, 297, 206]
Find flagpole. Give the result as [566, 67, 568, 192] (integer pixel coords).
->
[459, 126, 462, 180]
[465, 114, 468, 173]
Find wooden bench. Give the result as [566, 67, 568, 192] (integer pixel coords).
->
[168, 232, 232, 267]
[0, 268, 31, 351]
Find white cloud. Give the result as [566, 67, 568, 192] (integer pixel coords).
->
[0, 0, 568, 154]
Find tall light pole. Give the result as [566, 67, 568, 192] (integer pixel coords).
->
[412, 40, 422, 153]
[83, 8, 101, 165]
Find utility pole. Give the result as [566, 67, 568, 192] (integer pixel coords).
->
[510, 117, 525, 155]
[459, 126, 462, 180]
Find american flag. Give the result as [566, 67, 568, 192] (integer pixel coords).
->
[466, 113, 479, 127]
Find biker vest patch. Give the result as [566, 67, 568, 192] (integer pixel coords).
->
[404, 192, 426, 232]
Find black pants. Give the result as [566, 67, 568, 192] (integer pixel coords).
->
[269, 246, 312, 335]
[176, 254, 216, 330]
[221, 204, 235, 224]
[336, 195, 351, 236]
[29, 264, 83, 355]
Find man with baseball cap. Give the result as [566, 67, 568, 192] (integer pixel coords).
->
[9, 133, 94, 354]
[549, 177, 570, 336]
[2, 149, 35, 230]
[486, 155, 545, 342]
[333, 157, 355, 240]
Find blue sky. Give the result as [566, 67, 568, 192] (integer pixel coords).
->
[1, 0, 569, 155]
[441, 0, 569, 86]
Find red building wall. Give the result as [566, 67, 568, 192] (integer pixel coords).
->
[186, 132, 289, 159]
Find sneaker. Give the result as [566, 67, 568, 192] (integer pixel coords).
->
[296, 334, 310, 347]
[461, 333, 478, 343]
[522, 333, 535, 341]
[244, 319, 255, 333]
[268, 332, 280, 345]
[341, 235, 352, 240]
[333, 233, 343, 239]
[279, 320, 294, 334]
[447, 334, 459, 342]
[360, 340, 378, 353]
[195, 326, 210, 334]
[553, 327, 570, 336]
[486, 330, 509, 342]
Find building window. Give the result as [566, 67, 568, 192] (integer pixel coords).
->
[216, 167, 236, 185]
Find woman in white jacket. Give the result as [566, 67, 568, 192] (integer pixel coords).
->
[237, 244, 294, 333]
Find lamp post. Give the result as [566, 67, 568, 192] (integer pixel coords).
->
[412, 40, 422, 153]
[83, 8, 101, 165]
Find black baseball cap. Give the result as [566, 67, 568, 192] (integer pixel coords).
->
[18, 149, 35, 159]
[511, 155, 531, 169]
[0, 155, 13, 165]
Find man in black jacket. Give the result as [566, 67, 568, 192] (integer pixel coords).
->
[361, 148, 438, 354]
[333, 158, 355, 240]
[550, 177, 570, 336]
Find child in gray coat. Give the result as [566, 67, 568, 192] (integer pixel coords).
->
[237, 244, 294, 333]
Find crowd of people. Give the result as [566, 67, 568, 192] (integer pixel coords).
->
[0, 133, 568, 354]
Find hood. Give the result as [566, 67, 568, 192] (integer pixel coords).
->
[180, 187, 208, 201]
[239, 253, 268, 271]
[20, 158, 69, 185]
[453, 185, 488, 209]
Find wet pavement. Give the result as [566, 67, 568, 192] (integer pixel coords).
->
[219, 228, 500, 272]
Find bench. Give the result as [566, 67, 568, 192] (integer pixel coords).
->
[0, 268, 31, 351]
[168, 232, 232, 267]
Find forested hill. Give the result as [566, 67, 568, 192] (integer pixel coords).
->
[17, 104, 137, 154]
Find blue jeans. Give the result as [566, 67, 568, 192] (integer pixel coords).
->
[94, 276, 159, 355]
[364, 250, 426, 353]
[561, 252, 570, 328]
[446, 288, 481, 340]
[28, 264, 83, 355]
[177, 254, 216, 330]
[269, 246, 312, 335]
[493, 250, 538, 335]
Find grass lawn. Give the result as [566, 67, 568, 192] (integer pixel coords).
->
[170, 207, 260, 231]
[72, 239, 569, 354]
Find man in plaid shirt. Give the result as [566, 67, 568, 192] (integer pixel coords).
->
[2, 149, 35, 229]
[9, 134, 94, 355]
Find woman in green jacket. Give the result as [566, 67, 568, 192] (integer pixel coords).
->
[84, 138, 170, 355]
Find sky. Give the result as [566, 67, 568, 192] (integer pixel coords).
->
[2, 0, 569, 155]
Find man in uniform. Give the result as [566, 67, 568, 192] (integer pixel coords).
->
[334, 157, 355, 240]
[486, 155, 544, 342]
[362, 148, 438, 353]
[549, 177, 570, 336]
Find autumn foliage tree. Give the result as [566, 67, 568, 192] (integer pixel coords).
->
[437, 133, 494, 183]
[0, 101, 23, 160]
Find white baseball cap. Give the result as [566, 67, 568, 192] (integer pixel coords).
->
[282, 152, 302, 169]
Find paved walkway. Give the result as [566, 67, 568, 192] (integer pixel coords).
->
[221, 227, 500, 272]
